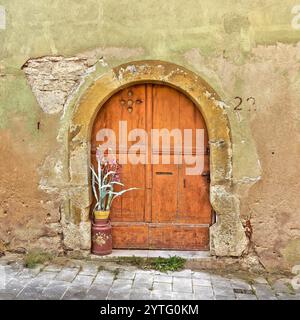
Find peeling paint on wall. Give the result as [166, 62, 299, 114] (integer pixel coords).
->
[22, 56, 96, 114]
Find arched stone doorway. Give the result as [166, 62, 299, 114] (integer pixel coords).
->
[67, 60, 248, 256]
[91, 83, 212, 250]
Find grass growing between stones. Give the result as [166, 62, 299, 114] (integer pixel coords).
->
[114, 255, 186, 272]
[24, 249, 54, 268]
[151, 256, 186, 272]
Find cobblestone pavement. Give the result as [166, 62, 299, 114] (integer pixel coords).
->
[0, 257, 299, 300]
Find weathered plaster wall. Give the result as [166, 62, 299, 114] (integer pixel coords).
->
[0, 0, 299, 271]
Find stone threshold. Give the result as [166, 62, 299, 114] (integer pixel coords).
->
[90, 249, 211, 260]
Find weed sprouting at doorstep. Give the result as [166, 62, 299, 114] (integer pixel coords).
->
[114, 256, 186, 272]
[151, 256, 186, 272]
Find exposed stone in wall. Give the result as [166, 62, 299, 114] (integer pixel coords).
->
[21, 46, 145, 115]
[22, 56, 96, 114]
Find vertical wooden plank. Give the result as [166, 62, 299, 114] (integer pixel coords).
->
[145, 84, 152, 223]
[177, 92, 212, 224]
[119, 85, 146, 223]
[152, 84, 180, 158]
[151, 85, 180, 223]
[146, 84, 153, 189]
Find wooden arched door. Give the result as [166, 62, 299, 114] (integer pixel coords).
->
[91, 84, 212, 250]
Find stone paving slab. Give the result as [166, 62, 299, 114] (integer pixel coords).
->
[111, 279, 133, 291]
[107, 287, 131, 300]
[211, 277, 232, 288]
[154, 274, 173, 283]
[117, 270, 136, 280]
[3, 278, 31, 296]
[213, 286, 235, 297]
[272, 279, 292, 294]
[0, 292, 16, 300]
[173, 292, 194, 300]
[235, 293, 257, 300]
[171, 269, 192, 278]
[56, 268, 79, 282]
[153, 282, 172, 291]
[29, 272, 57, 287]
[1, 256, 300, 300]
[17, 285, 45, 300]
[18, 267, 41, 279]
[192, 271, 211, 280]
[94, 270, 115, 283]
[133, 273, 154, 289]
[62, 284, 89, 300]
[230, 278, 252, 290]
[72, 275, 95, 287]
[194, 292, 214, 300]
[215, 295, 236, 300]
[193, 285, 214, 296]
[277, 294, 300, 300]
[192, 278, 212, 287]
[41, 281, 69, 300]
[150, 290, 173, 300]
[85, 285, 111, 300]
[43, 265, 63, 273]
[79, 263, 99, 277]
[173, 277, 193, 293]
[129, 288, 151, 300]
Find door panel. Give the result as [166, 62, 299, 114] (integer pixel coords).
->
[92, 85, 146, 153]
[177, 159, 211, 224]
[91, 83, 212, 250]
[151, 159, 179, 223]
[149, 224, 209, 250]
[152, 85, 181, 157]
[112, 223, 149, 248]
[110, 157, 146, 223]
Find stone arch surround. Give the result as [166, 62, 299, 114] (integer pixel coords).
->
[64, 60, 249, 256]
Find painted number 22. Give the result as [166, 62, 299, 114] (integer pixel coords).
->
[234, 96, 257, 111]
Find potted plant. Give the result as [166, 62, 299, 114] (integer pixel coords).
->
[90, 148, 137, 256]
[90, 147, 137, 222]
